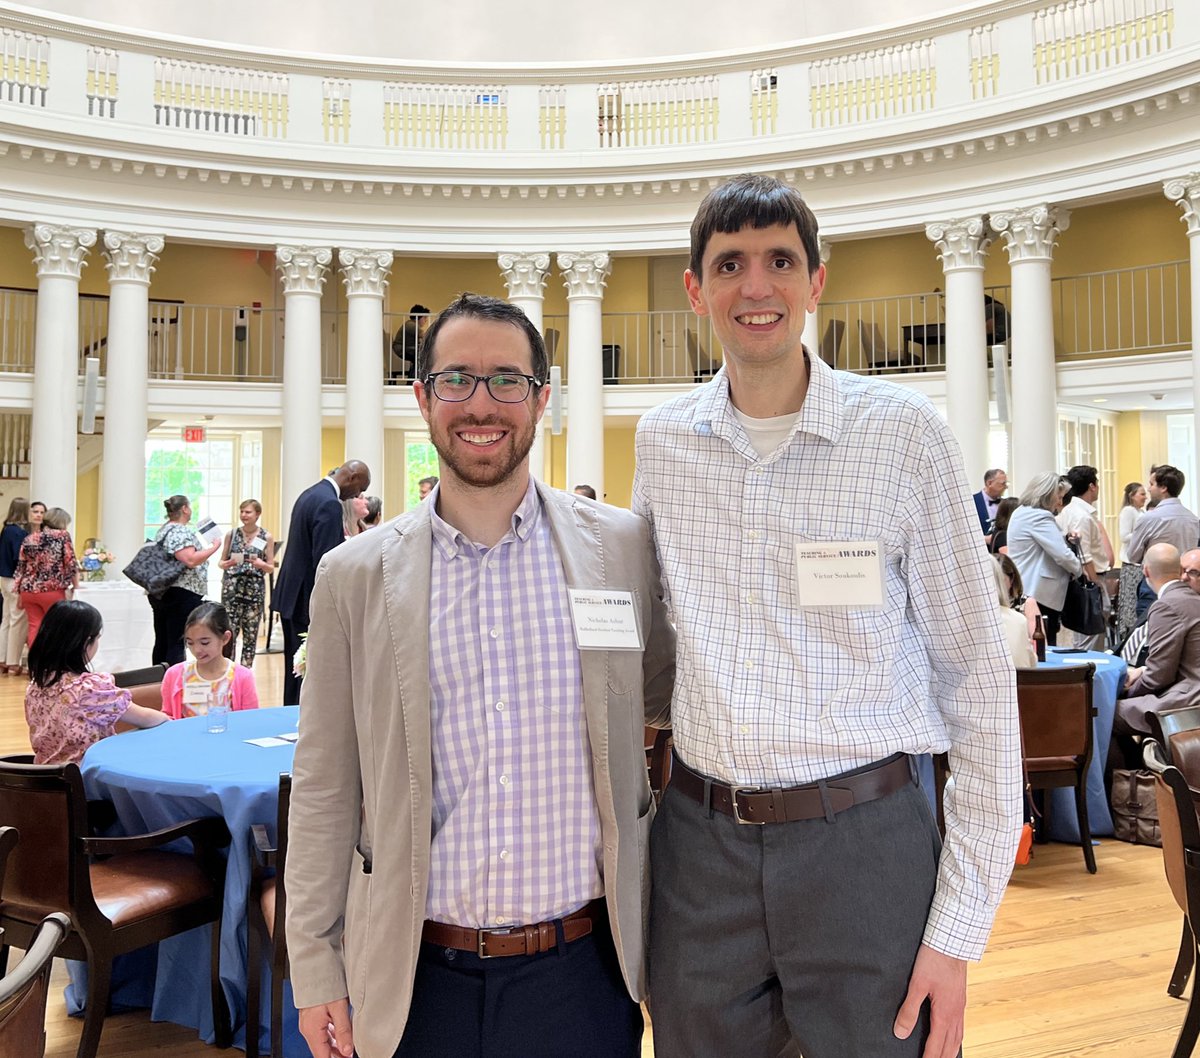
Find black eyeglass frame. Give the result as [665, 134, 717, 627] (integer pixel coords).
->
[422, 371, 545, 403]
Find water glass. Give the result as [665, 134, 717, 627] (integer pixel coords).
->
[206, 702, 229, 734]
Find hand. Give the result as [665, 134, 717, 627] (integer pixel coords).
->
[1125, 667, 1143, 689]
[299, 999, 354, 1058]
[893, 943, 967, 1058]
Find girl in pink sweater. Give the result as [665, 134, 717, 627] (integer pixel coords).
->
[161, 602, 260, 719]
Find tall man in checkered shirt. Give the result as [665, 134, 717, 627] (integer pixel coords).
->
[633, 174, 1022, 1058]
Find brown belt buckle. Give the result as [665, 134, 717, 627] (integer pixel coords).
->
[477, 926, 513, 959]
[729, 785, 768, 825]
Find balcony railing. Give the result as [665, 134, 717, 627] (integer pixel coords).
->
[0, 259, 1189, 387]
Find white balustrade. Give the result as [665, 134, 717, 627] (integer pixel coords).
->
[0, 27, 48, 106]
[383, 82, 508, 149]
[153, 58, 289, 137]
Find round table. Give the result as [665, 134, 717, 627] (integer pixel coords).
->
[71, 706, 301, 1054]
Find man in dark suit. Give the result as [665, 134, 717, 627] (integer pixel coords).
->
[1118, 541, 1200, 735]
[272, 459, 370, 704]
[972, 467, 1008, 538]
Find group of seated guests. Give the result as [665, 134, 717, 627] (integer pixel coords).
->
[23, 598, 260, 766]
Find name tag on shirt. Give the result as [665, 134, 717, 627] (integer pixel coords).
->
[247, 537, 266, 553]
[567, 589, 643, 650]
[794, 540, 886, 609]
[182, 683, 211, 711]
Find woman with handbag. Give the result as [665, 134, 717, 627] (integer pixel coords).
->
[151, 495, 220, 665]
[1006, 472, 1082, 646]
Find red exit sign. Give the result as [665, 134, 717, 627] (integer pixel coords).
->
[182, 426, 206, 443]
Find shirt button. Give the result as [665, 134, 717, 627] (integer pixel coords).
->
[495, 700, 505, 711]
[499, 849, 509, 860]
[744, 660, 754, 670]
[499, 775, 510, 786]
[747, 593, 757, 604]
[489, 628, 499, 639]
[495, 917, 507, 925]
[748, 530, 760, 540]
[753, 466, 765, 474]
[740, 725, 749, 734]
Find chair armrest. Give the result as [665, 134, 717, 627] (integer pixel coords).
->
[251, 823, 278, 868]
[83, 815, 231, 857]
[86, 798, 118, 834]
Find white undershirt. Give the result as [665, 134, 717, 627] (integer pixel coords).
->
[730, 406, 800, 459]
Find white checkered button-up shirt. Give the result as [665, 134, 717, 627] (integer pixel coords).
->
[632, 354, 1022, 962]
[426, 482, 603, 929]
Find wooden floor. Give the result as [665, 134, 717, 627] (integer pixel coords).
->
[1, 653, 1191, 1057]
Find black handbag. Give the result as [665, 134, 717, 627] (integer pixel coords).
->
[122, 540, 187, 595]
[1059, 538, 1106, 636]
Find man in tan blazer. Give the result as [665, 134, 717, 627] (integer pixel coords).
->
[287, 293, 674, 1058]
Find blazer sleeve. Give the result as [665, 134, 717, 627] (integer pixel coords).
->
[636, 516, 674, 729]
[161, 664, 184, 719]
[1129, 595, 1187, 696]
[310, 498, 345, 567]
[1033, 513, 1082, 575]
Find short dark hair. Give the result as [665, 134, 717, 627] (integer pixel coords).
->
[689, 173, 821, 281]
[1152, 464, 1185, 497]
[573, 484, 597, 500]
[417, 293, 547, 384]
[983, 468, 1004, 484]
[29, 600, 103, 689]
[409, 303, 430, 317]
[418, 476, 438, 488]
[993, 497, 1020, 534]
[185, 602, 236, 660]
[1065, 465, 1098, 497]
[164, 494, 189, 518]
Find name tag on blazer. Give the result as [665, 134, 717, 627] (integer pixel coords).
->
[567, 589, 643, 650]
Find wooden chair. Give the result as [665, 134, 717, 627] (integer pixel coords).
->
[685, 330, 719, 382]
[818, 319, 845, 368]
[1145, 737, 1200, 1057]
[0, 827, 68, 1058]
[857, 320, 919, 372]
[0, 760, 232, 1058]
[247, 773, 291, 1058]
[1016, 664, 1097, 873]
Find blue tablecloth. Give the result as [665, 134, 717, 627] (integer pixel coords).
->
[1041, 648, 1125, 843]
[71, 706, 302, 1056]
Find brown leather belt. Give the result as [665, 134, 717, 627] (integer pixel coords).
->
[671, 751, 914, 824]
[421, 899, 605, 959]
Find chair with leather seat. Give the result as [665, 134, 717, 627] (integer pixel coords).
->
[0, 760, 232, 1058]
[0, 824, 68, 1058]
[246, 773, 291, 1058]
[112, 663, 168, 726]
[1145, 737, 1200, 1058]
[1016, 664, 1097, 873]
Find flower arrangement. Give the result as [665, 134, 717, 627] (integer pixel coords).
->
[79, 542, 116, 582]
[293, 633, 308, 678]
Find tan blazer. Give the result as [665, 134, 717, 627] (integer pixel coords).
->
[285, 481, 675, 1058]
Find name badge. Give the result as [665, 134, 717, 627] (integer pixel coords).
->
[567, 589, 643, 650]
[183, 683, 211, 705]
[248, 537, 266, 553]
[794, 540, 886, 609]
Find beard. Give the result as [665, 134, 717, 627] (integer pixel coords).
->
[430, 411, 537, 489]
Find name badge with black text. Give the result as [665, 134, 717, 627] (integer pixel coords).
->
[567, 589, 643, 650]
[794, 540, 886, 609]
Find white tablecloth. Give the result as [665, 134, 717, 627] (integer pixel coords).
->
[75, 581, 155, 673]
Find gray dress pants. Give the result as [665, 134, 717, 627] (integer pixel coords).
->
[648, 765, 946, 1058]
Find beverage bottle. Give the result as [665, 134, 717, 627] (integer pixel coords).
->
[1032, 614, 1047, 663]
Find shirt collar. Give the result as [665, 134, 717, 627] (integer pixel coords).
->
[429, 478, 541, 559]
[1159, 579, 1181, 596]
[323, 476, 340, 499]
[690, 350, 843, 460]
[1069, 495, 1096, 515]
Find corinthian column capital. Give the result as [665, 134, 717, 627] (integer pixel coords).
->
[1164, 173, 1200, 237]
[925, 216, 991, 272]
[103, 231, 165, 285]
[557, 252, 612, 299]
[990, 205, 1070, 263]
[338, 248, 393, 297]
[277, 245, 332, 295]
[498, 252, 551, 300]
[25, 223, 97, 280]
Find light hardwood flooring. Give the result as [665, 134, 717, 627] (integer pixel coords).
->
[0, 653, 1190, 1057]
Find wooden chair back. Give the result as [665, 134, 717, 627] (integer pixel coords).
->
[1151, 707, 1200, 780]
[1016, 664, 1094, 762]
[0, 908, 69, 1058]
[112, 663, 168, 717]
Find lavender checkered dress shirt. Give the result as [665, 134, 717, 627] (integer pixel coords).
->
[632, 355, 1022, 962]
[425, 481, 603, 929]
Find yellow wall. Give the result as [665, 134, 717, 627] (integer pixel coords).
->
[544, 424, 637, 509]
[822, 230, 944, 302]
[321, 428, 346, 478]
[0, 227, 35, 289]
[75, 465, 99, 545]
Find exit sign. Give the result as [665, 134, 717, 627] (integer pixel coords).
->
[182, 426, 206, 443]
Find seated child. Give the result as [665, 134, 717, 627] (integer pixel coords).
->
[162, 601, 260, 719]
[25, 599, 168, 764]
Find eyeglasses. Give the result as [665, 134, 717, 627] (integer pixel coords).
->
[423, 371, 542, 403]
[1183, 569, 1200, 580]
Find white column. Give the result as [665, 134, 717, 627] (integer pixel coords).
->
[25, 223, 96, 517]
[339, 248, 392, 484]
[277, 245, 331, 532]
[991, 204, 1070, 489]
[1164, 174, 1200, 487]
[499, 252, 551, 479]
[926, 217, 992, 485]
[101, 231, 163, 573]
[558, 252, 611, 496]
[800, 238, 832, 358]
